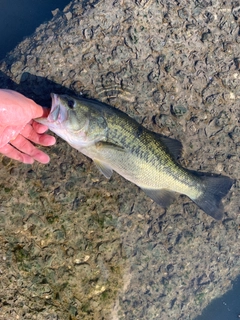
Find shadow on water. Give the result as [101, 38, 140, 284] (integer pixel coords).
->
[0, 70, 77, 107]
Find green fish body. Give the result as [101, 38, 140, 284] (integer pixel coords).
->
[37, 94, 233, 220]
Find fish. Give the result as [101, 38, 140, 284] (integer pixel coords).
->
[36, 93, 234, 220]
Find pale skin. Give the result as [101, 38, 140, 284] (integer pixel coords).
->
[0, 89, 55, 164]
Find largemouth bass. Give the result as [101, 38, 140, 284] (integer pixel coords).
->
[37, 94, 234, 220]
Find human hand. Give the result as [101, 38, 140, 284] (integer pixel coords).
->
[0, 89, 56, 164]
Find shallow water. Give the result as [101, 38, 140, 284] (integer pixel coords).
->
[0, 1, 239, 319]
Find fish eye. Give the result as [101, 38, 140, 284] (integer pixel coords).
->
[67, 99, 75, 109]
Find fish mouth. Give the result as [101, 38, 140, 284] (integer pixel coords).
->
[48, 93, 68, 123]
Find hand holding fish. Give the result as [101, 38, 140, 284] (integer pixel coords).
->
[0, 89, 56, 164]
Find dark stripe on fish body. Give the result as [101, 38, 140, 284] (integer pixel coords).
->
[135, 125, 144, 138]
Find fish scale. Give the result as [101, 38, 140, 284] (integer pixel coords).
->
[36, 93, 234, 220]
[106, 114, 198, 189]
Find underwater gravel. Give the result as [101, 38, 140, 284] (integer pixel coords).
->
[0, 0, 239, 319]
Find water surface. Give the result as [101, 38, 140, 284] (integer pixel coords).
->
[0, 0, 70, 60]
[195, 275, 240, 320]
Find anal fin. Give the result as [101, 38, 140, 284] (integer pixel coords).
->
[142, 188, 176, 207]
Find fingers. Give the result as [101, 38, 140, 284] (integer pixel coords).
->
[0, 119, 55, 164]
[31, 105, 51, 119]
[32, 120, 49, 134]
[37, 134, 56, 147]
[32, 107, 51, 133]
[21, 123, 56, 146]
[10, 134, 51, 164]
[0, 143, 34, 164]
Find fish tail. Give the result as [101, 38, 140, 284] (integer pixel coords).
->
[191, 173, 234, 220]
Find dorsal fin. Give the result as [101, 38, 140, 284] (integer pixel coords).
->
[153, 133, 183, 160]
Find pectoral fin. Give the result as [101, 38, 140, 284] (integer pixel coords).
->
[95, 141, 125, 152]
[93, 142, 126, 179]
[94, 159, 113, 179]
[142, 188, 176, 207]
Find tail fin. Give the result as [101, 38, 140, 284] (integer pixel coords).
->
[192, 173, 234, 220]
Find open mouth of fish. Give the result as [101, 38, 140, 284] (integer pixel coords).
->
[47, 93, 68, 124]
